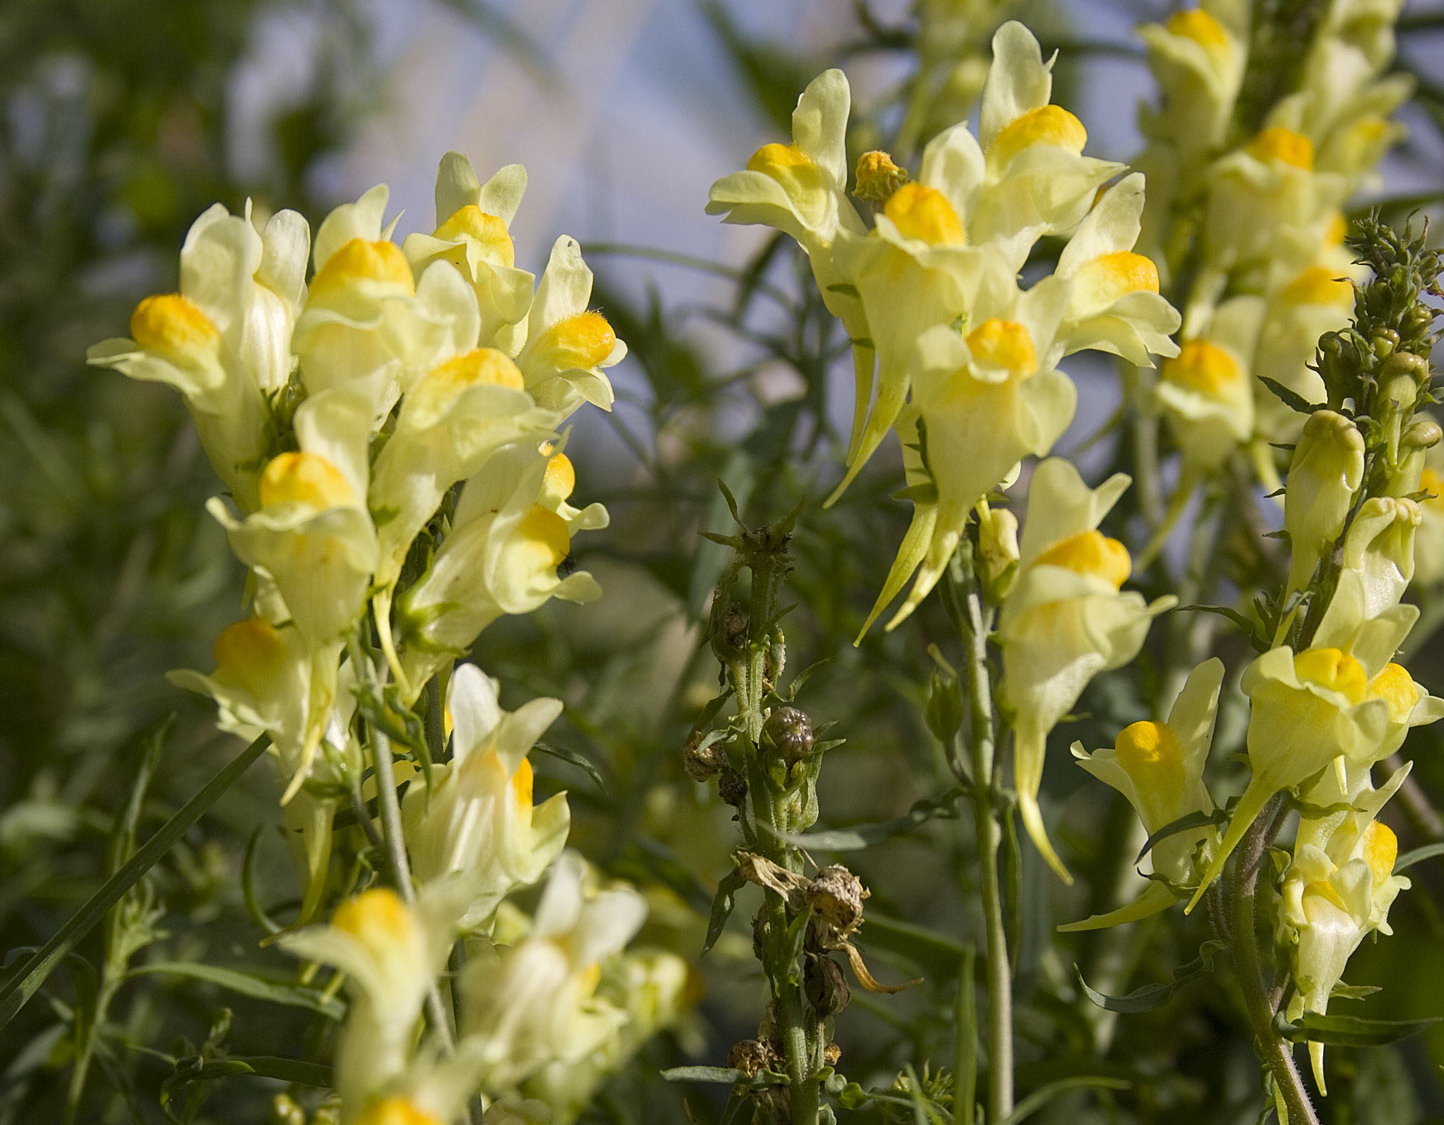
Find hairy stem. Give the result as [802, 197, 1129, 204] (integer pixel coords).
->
[960, 583, 1012, 1122]
[1228, 796, 1319, 1125]
[365, 661, 457, 1055]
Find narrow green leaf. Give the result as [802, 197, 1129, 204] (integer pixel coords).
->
[1395, 841, 1444, 872]
[785, 788, 966, 851]
[998, 1076, 1131, 1123]
[0, 734, 271, 1030]
[123, 962, 344, 1019]
[702, 867, 749, 955]
[661, 1066, 748, 1085]
[532, 740, 608, 794]
[1276, 1011, 1441, 1046]
[1075, 939, 1225, 1014]
[1259, 375, 1324, 415]
[1134, 809, 1225, 864]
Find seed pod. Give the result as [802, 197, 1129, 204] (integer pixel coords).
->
[806, 865, 869, 941]
[718, 767, 747, 807]
[683, 733, 726, 782]
[763, 706, 815, 765]
[805, 953, 852, 1016]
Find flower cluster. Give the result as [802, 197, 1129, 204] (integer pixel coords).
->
[1136, 0, 1410, 468]
[92, 155, 687, 1124]
[1073, 220, 1443, 1095]
[708, 22, 1181, 635]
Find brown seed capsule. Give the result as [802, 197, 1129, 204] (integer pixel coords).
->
[805, 865, 869, 941]
[718, 767, 747, 807]
[683, 733, 726, 782]
[805, 953, 852, 1016]
[762, 706, 815, 764]
[823, 1041, 843, 1067]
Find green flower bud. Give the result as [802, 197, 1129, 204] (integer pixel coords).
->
[1285, 410, 1364, 595]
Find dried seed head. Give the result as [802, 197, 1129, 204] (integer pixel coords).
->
[805, 865, 869, 941]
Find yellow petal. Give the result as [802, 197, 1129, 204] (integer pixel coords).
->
[516, 504, 571, 570]
[1073, 251, 1161, 303]
[1162, 339, 1244, 396]
[532, 311, 617, 371]
[434, 204, 516, 268]
[332, 887, 416, 950]
[212, 618, 291, 696]
[1369, 663, 1418, 722]
[1034, 529, 1132, 589]
[258, 451, 358, 510]
[130, 294, 221, 363]
[989, 105, 1088, 166]
[1363, 821, 1397, 885]
[1114, 720, 1186, 800]
[354, 1097, 444, 1125]
[1281, 267, 1353, 307]
[882, 183, 965, 246]
[1247, 127, 1314, 171]
[429, 347, 526, 393]
[1166, 8, 1230, 47]
[310, 238, 415, 299]
[1293, 647, 1368, 705]
[965, 318, 1036, 376]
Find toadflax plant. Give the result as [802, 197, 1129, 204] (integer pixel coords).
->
[8, 2, 1444, 1123]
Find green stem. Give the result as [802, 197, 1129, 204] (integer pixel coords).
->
[1228, 796, 1319, 1125]
[367, 690, 457, 1056]
[959, 585, 1012, 1122]
[726, 528, 822, 1125]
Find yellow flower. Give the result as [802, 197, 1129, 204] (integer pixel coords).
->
[399, 443, 606, 691]
[88, 202, 310, 508]
[1064, 659, 1223, 930]
[514, 237, 625, 416]
[402, 153, 535, 352]
[403, 664, 571, 929]
[460, 854, 646, 1093]
[1000, 459, 1174, 882]
[280, 885, 463, 1112]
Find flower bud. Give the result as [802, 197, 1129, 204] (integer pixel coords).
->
[853, 150, 909, 202]
[976, 501, 1020, 602]
[924, 670, 963, 744]
[1284, 410, 1365, 595]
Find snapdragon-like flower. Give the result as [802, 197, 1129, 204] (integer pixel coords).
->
[294, 184, 479, 420]
[87, 201, 310, 508]
[169, 618, 357, 915]
[1313, 495, 1421, 646]
[402, 155, 535, 352]
[513, 236, 625, 416]
[860, 282, 1074, 633]
[403, 664, 570, 928]
[1284, 409, 1367, 597]
[460, 853, 647, 1094]
[1000, 459, 1174, 881]
[1187, 615, 1443, 910]
[1064, 657, 1223, 929]
[280, 886, 464, 1118]
[368, 347, 557, 589]
[211, 387, 379, 652]
[398, 443, 606, 692]
[1156, 298, 1262, 469]
[1279, 762, 1411, 1092]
